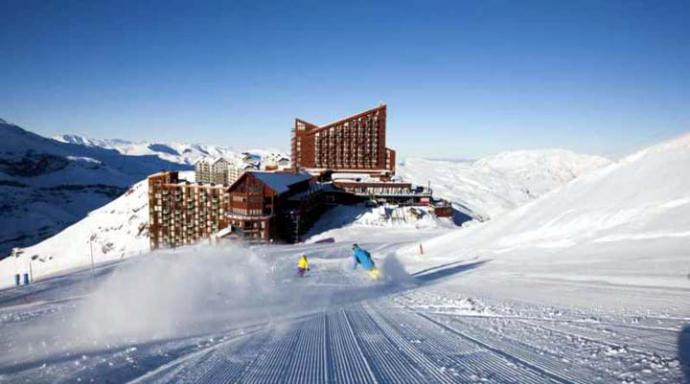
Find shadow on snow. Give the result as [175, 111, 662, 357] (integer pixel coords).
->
[412, 259, 489, 284]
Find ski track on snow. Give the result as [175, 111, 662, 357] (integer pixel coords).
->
[0, 242, 686, 383]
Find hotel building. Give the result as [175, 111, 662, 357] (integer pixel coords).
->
[291, 105, 396, 178]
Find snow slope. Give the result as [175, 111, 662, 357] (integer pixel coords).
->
[402, 133, 690, 289]
[0, 134, 688, 383]
[0, 234, 686, 383]
[0, 120, 190, 257]
[398, 150, 611, 220]
[0, 179, 150, 284]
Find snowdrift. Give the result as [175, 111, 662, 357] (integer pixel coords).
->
[406, 133, 690, 288]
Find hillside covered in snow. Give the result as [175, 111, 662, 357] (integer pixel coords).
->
[398, 150, 611, 220]
[0, 119, 190, 257]
[400, 133, 690, 289]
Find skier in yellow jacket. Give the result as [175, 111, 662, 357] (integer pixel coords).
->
[297, 255, 310, 277]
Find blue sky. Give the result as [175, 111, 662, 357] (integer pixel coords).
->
[1, 0, 689, 159]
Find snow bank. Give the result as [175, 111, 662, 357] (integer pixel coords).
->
[306, 204, 454, 243]
[352, 205, 447, 228]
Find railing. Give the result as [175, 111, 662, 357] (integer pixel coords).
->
[343, 187, 433, 198]
[226, 212, 273, 220]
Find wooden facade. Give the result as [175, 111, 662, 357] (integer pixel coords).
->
[291, 105, 396, 177]
[226, 172, 322, 243]
[149, 171, 323, 249]
[148, 172, 229, 249]
[226, 172, 279, 241]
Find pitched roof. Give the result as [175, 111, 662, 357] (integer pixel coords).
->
[251, 171, 311, 194]
[296, 104, 386, 134]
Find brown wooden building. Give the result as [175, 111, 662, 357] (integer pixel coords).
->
[148, 170, 325, 249]
[291, 105, 396, 177]
[147, 105, 453, 250]
[226, 171, 324, 242]
[148, 172, 229, 249]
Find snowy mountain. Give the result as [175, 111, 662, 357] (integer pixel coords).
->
[397, 150, 611, 220]
[54, 134, 289, 167]
[0, 120, 191, 257]
[1, 176, 157, 284]
[402, 132, 690, 289]
[2, 132, 688, 383]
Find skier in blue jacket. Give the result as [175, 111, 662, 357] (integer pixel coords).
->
[352, 244, 380, 279]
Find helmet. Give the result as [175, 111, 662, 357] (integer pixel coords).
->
[352, 243, 359, 249]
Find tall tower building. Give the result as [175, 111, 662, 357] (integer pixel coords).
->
[291, 105, 395, 177]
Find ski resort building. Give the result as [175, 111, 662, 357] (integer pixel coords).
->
[331, 179, 432, 206]
[226, 171, 325, 243]
[149, 105, 452, 250]
[211, 158, 230, 185]
[148, 170, 325, 249]
[287, 104, 442, 206]
[148, 171, 229, 249]
[194, 159, 211, 183]
[291, 105, 396, 178]
[194, 157, 258, 186]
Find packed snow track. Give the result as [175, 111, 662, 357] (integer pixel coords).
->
[0, 241, 687, 383]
